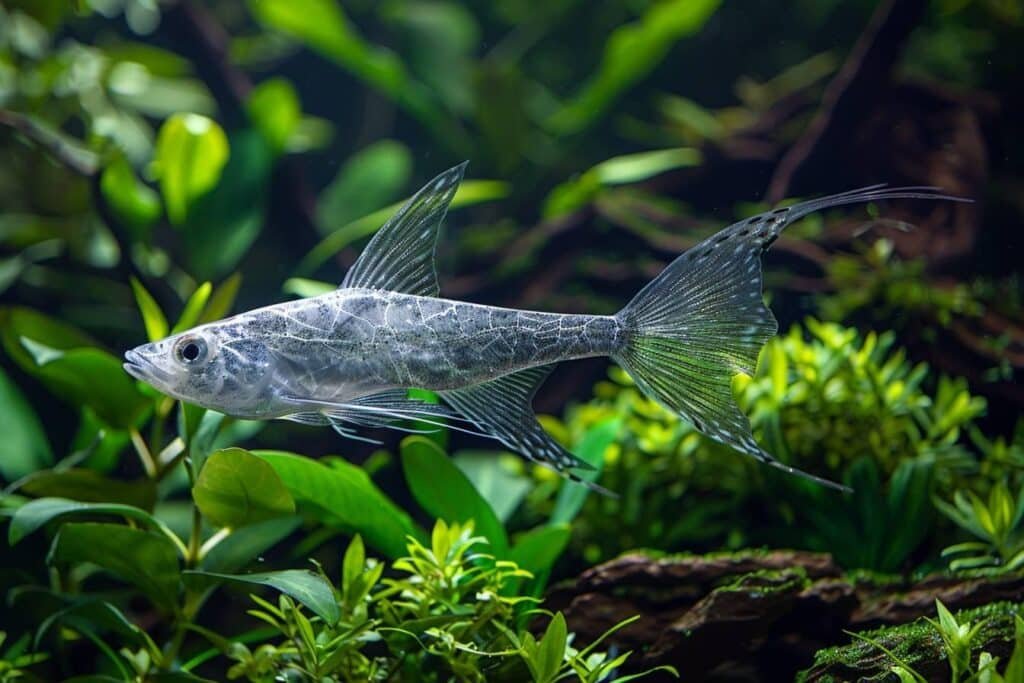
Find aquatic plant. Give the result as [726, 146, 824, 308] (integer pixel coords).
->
[937, 480, 1024, 573]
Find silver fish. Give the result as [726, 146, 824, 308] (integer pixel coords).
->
[124, 163, 964, 493]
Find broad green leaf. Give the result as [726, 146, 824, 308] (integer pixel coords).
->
[17, 469, 157, 510]
[401, 436, 508, 556]
[192, 448, 296, 528]
[172, 282, 212, 334]
[547, 0, 722, 134]
[453, 451, 531, 524]
[184, 569, 339, 624]
[0, 306, 96, 370]
[550, 417, 621, 525]
[198, 273, 242, 324]
[246, 77, 300, 153]
[510, 524, 570, 579]
[315, 140, 411, 235]
[200, 516, 302, 573]
[100, 156, 160, 234]
[48, 522, 181, 611]
[13, 336, 148, 429]
[254, 450, 417, 558]
[535, 612, 567, 683]
[130, 277, 168, 341]
[0, 366, 53, 481]
[298, 179, 510, 275]
[8, 498, 181, 552]
[152, 113, 230, 225]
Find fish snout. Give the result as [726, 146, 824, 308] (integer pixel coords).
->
[123, 345, 172, 384]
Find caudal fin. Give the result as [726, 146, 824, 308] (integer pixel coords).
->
[613, 186, 969, 493]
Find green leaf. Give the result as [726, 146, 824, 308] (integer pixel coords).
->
[547, 0, 722, 134]
[100, 156, 161, 234]
[509, 524, 570, 578]
[172, 282, 212, 334]
[152, 113, 230, 225]
[550, 417, 621, 525]
[48, 522, 181, 611]
[298, 179, 510, 275]
[198, 273, 242, 324]
[400, 436, 508, 556]
[200, 516, 302, 573]
[281, 278, 335, 298]
[453, 451, 532, 524]
[315, 140, 412, 235]
[535, 612, 567, 683]
[246, 77, 300, 154]
[192, 448, 296, 529]
[184, 569, 339, 624]
[0, 366, 53, 481]
[0, 306, 96, 370]
[130, 277, 169, 342]
[8, 497, 182, 551]
[591, 148, 702, 185]
[13, 337, 148, 429]
[17, 469, 157, 510]
[253, 450, 418, 558]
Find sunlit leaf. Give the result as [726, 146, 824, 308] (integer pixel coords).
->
[401, 436, 508, 555]
[172, 282, 212, 334]
[8, 497, 177, 549]
[184, 569, 339, 624]
[0, 366, 53, 481]
[100, 156, 161, 234]
[200, 516, 301, 573]
[246, 77, 300, 154]
[192, 448, 296, 529]
[130, 277, 168, 341]
[152, 113, 229, 225]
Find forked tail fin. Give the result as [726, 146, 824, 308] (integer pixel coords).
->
[613, 186, 969, 493]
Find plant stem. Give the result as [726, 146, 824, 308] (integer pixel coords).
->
[130, 429, 159, 478]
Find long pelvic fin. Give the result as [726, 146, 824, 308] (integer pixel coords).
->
[615, 185, 970, 493]
[340, 163, 467, 296]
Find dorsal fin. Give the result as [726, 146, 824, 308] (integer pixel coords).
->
[439, 366, 615, 496]
[340, 162, 467, 296]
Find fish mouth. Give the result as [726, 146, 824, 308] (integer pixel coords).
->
[123, 348, 171, 385]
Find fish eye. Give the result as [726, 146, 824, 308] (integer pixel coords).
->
[175, 337, 208, 365]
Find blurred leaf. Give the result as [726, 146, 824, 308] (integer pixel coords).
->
[14, 336, 149, 428]
[18, 469, 157, 510]
[48, 522, 181, 611]
[130, 277, 168, 342]
[178, 129, 272, 278]
[198, 273, 243, 324]
[401, 436, 508, 556]
[509, 524, 570, 578]
[315, 140, 412, 235]
[100, 157, 161, 235]
[548, 0, 722, 134]
[0, 366, 53, 481]
[246, 77, 300, 154]
[172, 282, 211, 334]
[254, 450, 418, 558]
[452, 451, 531, 524]
[184, 569, 339, 624]
[0, 307, 96, 370]
[192, 448, 296, 529]
[550, 417, 620, 525]
[8, 497, 175, 547]
[200, 516, 301, 573]
[152, 113, 229, 225]
[299, 179, 509, 275]
[593, 148, 701, 184]
[282, 278, 335, 298]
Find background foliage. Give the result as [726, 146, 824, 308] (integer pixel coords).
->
[1, 0, 1022, 680]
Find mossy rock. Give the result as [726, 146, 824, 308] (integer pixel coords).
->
[798, 601, 1023, 682]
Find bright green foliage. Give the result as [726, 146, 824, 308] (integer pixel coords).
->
[938, 481, 1024, 572]
[525, 320, 990, 570]
[223, 521, 676, 682]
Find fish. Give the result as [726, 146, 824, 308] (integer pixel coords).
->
[124, 162, 966, 494]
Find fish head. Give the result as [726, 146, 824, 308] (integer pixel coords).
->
[123, 322, 277, 417]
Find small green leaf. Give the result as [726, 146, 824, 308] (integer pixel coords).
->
[254, 450, 418, 558]
[0, 366, 53, 481]
[100, 156, 161, 233]
[192, 448, 296, 529]
[130, 277, 169, 341]
[48, 522, 181, 611]
[152, 113, 230, 225]
[184, 569, 339, 624]
[535, 612, 567, 682]
[246, 77, 300, 153]
[550, 417, 621, 525]
[401, 436, 508, 556]
[172, 282, 213, 334]
[198, 274, 242, 324]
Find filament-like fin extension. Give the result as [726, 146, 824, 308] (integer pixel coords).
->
[341, 163, 467, 296]
[440, 366, 617, 497]
[615, 185, 968, 492]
